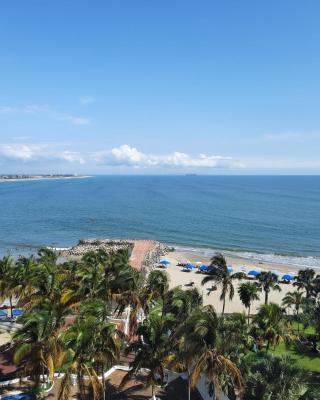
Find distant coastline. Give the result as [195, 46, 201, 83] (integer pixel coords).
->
[0, 174, 90, 182]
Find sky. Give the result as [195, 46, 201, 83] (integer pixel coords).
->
[1, 1, 320, 175]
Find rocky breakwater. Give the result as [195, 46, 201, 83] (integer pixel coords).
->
[59, 238, 173, 271]
[142, 241, 173, 269]
[60, 239, 134, 257]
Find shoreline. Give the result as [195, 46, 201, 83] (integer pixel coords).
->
[169, 248, 299, 274]
[163, 248, 301, 314]
[1, 240, 319, 271]
[0, 175, 91, 182]
[172, 244, 320, 271]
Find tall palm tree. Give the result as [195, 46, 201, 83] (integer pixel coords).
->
[253, 303, 291, 353]
[257, 271, 281, 305]
[238, 282, 260, 324]
[201, 253, 245, 315]
[13, 304, 64, 394]
[244, 355, 320, 400]
[146, 269, 169, 303]
[58, 318, 102, 400]
[0, 255, 15, 318]
[293, 268, 316, 299]
[282, 290, 304, 316]
[282, 291, 305, 332]
[121, 310, 171, 400]
[162, 286, 203, 329]
[190, 306, 243, 400]
[58, 300, 121, 400]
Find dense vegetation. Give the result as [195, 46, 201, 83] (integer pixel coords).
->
[0, 249, 319, 400]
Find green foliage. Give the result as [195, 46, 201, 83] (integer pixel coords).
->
[201, 253, 245, 314]
[1, 249, 320, 399]
[244, 355, 320, 400]
[257, 271, 281, 305]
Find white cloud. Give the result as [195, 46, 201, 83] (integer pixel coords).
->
[0, 144, 42, 161]
[67, 116, 90, 126]
[0, 106, 17, 113]
[96, 144, 243, 169]
[80, 96, 95, 105]
[263, 132, 320, 142]
[23, 104, 49, 114]
[58, 151, 86, 164]
[0, 103, 90, 126]
[0, 142, 243, 169]
[0, 143, 85, 164]
[242, 157, 320, 170]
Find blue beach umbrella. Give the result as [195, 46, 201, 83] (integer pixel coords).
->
[12, 309, 23, 318]
[282, 274, 294, 281]
[185, 263, 194, 270]
[248, 270, 260, 277]
[199, 265, 209, 272]
[227, 266, 233, 273]
[159, 260, 170, 265]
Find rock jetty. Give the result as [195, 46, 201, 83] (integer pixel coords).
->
[59, 239, 172, 271]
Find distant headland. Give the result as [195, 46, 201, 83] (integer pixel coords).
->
[0, 174, 89, 181]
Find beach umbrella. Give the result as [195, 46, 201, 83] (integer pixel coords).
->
[159, 260, 170, 265]
[199, 265, 209, 272]
[227, 266, 233, 273]
[184, 263, 194, 270]
[12, 309, 23, 317]
[195, 261, 202, 266]
[247, 270, 260, 277]
[271, 269, 279, 277]
[282, 274, 294, 281]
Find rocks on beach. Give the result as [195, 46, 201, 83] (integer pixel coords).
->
[59, 239, 172, 270]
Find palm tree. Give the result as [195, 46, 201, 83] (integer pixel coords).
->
[146, 269, 169, 303]
[13, 304, 63, 394]
[58, 318, 102, 400]
[0, 255, 16, 318]
[257, 271, 281, 305]
[190, 306, 243, 400]
[162, 286, 203, 329]
[238, 282, 260, 324]
[121, 310, 171, 400]
[293, 268, 316, 299]
[81, 299, 121, 400]
[244, 355, 319, 400]
[282, 291, 304, 331]
[201, 253, 245, 315]
[58, 300, 121, 400]
[253, 303, 291, 353]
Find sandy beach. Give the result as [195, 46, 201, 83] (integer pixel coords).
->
[160, 249, 298, 314]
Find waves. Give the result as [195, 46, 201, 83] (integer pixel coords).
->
[174, 245, 320, 270]
[0, 175, 319, 264]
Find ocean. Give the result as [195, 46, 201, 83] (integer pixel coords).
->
[0, 175, 319, 269]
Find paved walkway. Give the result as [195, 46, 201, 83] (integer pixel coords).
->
[129, 240, 156, 270]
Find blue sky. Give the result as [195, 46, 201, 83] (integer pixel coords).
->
[1, 1, 320, 174]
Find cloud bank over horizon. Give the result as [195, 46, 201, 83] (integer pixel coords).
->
[0, 143, 241, 171]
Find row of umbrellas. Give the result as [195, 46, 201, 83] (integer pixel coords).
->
[159, 260, 296, 281]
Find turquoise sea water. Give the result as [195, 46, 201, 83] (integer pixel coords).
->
[0, 175, 319, 269]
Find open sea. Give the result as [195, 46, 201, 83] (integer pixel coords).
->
[0, 175, 319, 269]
